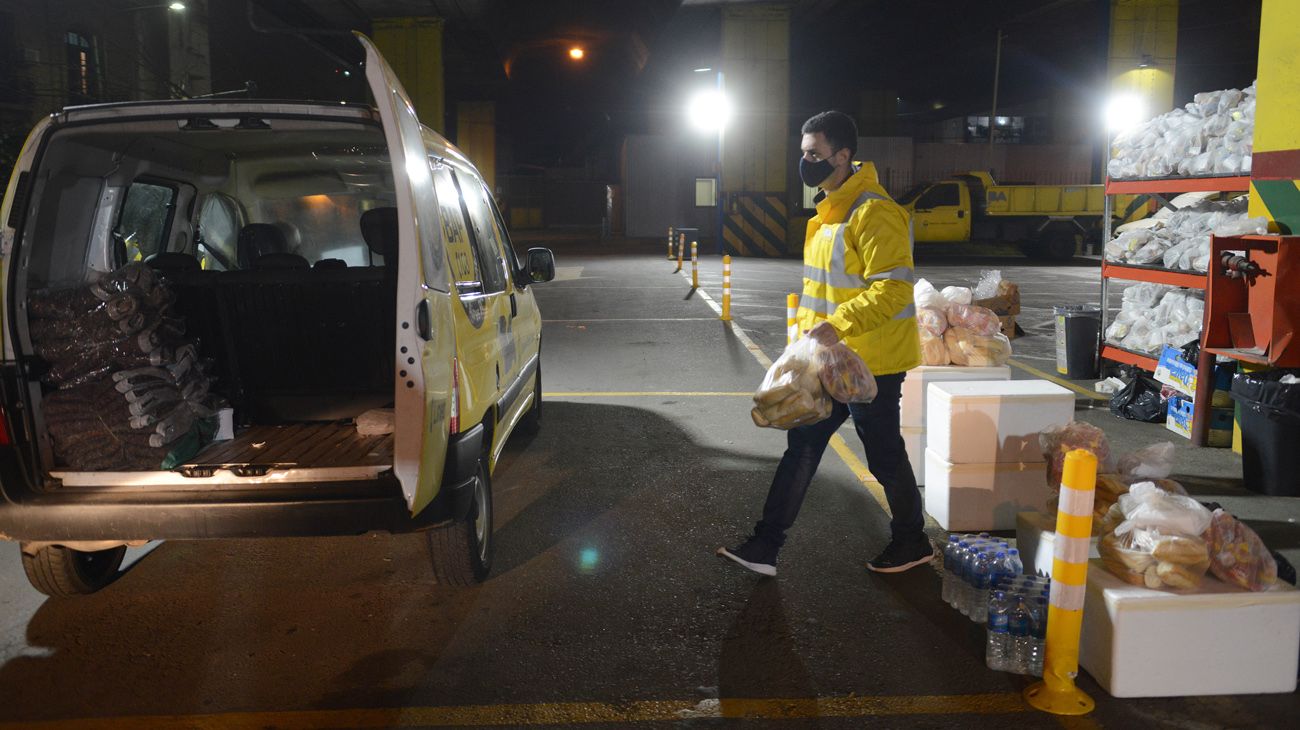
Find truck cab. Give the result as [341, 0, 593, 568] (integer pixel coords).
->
[902, 179, 972, 243]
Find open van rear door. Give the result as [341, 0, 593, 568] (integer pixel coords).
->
[358, 34, 458, 515]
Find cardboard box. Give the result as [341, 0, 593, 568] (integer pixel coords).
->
[926, 380, 1075, 464]
[1080, 561, 1300, 697]
[974, 281, 1021, 316]
[923, 449, 1050, 530]
[900, 365, 1011, 429]
[1015, 511, 1100, 578]
[1154, 346, 1197, 397]
[1166, 395, 1194, 439]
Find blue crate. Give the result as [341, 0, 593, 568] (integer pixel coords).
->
[1166, 395, 1194, 439]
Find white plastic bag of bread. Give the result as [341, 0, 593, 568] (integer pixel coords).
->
[751, 337, 833, 430]
[1099, 481, 1214, 591]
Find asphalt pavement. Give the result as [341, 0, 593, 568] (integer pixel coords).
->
[0, 236, 1296, 728]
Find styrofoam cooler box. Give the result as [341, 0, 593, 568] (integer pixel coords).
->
[1015, 511, 1099, 577]
[923, 449, 1050, 531]
[1080, 561, 1300, 697]
[927, 380, 1074, 464]
[902, 426, 924, 485]
[901, 365, 1011, 428]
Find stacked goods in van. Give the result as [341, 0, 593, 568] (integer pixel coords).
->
[914, 278, 1012, 367]
[28, 264, 214, 470]
[1105, 194, 1268, 272]
[1108, 83, 1256, 179]
[1103, 283, 1203, 355]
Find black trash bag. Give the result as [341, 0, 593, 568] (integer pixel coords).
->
[1230, 370, 1300, 423]
[1178, 339, 1200, 366]
[1110, 374, 1167, 423]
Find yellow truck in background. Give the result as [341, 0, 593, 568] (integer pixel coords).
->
[898, 171, 1143, 261]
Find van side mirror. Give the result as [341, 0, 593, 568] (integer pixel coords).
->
[525, 247, 555, 283]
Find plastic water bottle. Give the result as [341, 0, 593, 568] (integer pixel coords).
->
[971, 550, 999, 623]
[948, 540, 969, 609]
[941, 536, 961, 605]
[1029, 597, 1048, 677]
[959, 542, 988, 616]
[1004, 548, 1023, 578]
[985, 590, 1011, 671]
[1008, 597, 1032, 675]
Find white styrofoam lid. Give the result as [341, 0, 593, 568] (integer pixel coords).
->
[929, 379, 1074, 399]
[912, 365, 1011, 377]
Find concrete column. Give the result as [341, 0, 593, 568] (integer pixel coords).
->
[1108, 0, 1178, 116]
[372, 17, 445, 134]
[1248, 0, 1300, 232]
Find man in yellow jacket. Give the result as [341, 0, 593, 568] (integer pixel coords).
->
[719, 111, 928, 576]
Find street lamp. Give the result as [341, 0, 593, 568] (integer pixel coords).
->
[1104, 93, 1146, 132]
[169, 2, 187, 10]
[688, 67, 727, 253]
[568, 46, 585, 61]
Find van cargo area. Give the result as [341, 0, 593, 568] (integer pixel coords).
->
[8, 111, 402, 488]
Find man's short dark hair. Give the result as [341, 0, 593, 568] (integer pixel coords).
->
[801, 111, 858, 158]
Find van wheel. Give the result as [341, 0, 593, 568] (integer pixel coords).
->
[520, 364, 541, 434]
[21, 543, 126, 597]
[427, 458, 493, 586]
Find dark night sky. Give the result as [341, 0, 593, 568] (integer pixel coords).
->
[207, 0, 1263, 172]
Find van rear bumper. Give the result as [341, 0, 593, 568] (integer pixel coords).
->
[0, 426, 484, 543]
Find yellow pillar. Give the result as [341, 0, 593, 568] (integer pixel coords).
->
[786, 293, 799, 345]
[721, 3, 790, 257]
[721, 255, 732, 321]
[1108, 0, 1178, 116]
[456, 101, 496, 193]
[372, 17, 445, 134]
[1248, 0, 1300, 232]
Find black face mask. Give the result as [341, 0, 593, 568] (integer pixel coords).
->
[799, 155, 837, 187]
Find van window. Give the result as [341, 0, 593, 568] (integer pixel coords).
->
[255, 193, 395, 267]
[116, 181, 176, 262]
[454, 170, 508, 294]
[916, 183, 959, 209]
[432, 165, 480, 291]
[196, 194, 241, 270]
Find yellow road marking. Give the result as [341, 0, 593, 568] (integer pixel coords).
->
[1007, 358, 1109, 401]
[547, 391, 752, 397]
[0, 693, 1030, 728]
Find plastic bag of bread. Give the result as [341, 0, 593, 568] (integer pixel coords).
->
[945, 303, 1001, 336]
[916, 306, 948, 337]
[944, 327, 1012, 367]
[1098, 481, 1214, 591]
[1205, 508, 1278, 591]
[751, 337, 833, 429]
[920, 331, 949, 366]
[1040, 422, 1114, 488]
[816, 341, 877, 404]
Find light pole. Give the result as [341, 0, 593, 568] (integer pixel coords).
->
[689, 67, 727, 254]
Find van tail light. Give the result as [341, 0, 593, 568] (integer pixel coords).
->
[0, 406, 9, 446]
[448, 357, 460, 435]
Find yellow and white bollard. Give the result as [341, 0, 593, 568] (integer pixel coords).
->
[690, 240, 698, 288]
[721, 255, 732, 321]
[786, 293, 799, 345]
[675, 233, 685, 273]
[1025, 448, 1098, 716]
[667, 226, 675, 260]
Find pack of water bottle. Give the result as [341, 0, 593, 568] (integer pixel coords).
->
[940, 534, 1023, 622]
[940, 534, 1048, 676]
[985, 577, 1049, 676]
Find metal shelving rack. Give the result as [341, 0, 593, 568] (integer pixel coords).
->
[1099, 175, 1251, 445]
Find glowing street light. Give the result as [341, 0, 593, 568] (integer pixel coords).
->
[1104, 93, 1147, 131]
[686, 89, 730, 133]
[568, 46, 585, 61]
[168, 2, 187, 10]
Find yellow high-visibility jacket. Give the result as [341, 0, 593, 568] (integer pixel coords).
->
[798, 162, 921, 376]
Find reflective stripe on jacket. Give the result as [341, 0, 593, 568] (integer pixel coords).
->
[797, 162, 922, 376]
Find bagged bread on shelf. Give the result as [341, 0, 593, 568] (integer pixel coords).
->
[945, 303, 1001, 337]
[920, 330, 949, 366]
[917, 306, 948, 338]
[1098, 481, 1214, 591]
[1205, 508, 1278, 592]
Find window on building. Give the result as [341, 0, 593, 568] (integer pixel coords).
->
[694, 178, 717, 207]
[802, 184, 818, 210]
[65, 31, 97, 101]
[115, 181, 176, 263]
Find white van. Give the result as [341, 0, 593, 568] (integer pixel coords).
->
[0, 35, 553, 596]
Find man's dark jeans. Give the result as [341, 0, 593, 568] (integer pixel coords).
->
[754, 371, 923, 550]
